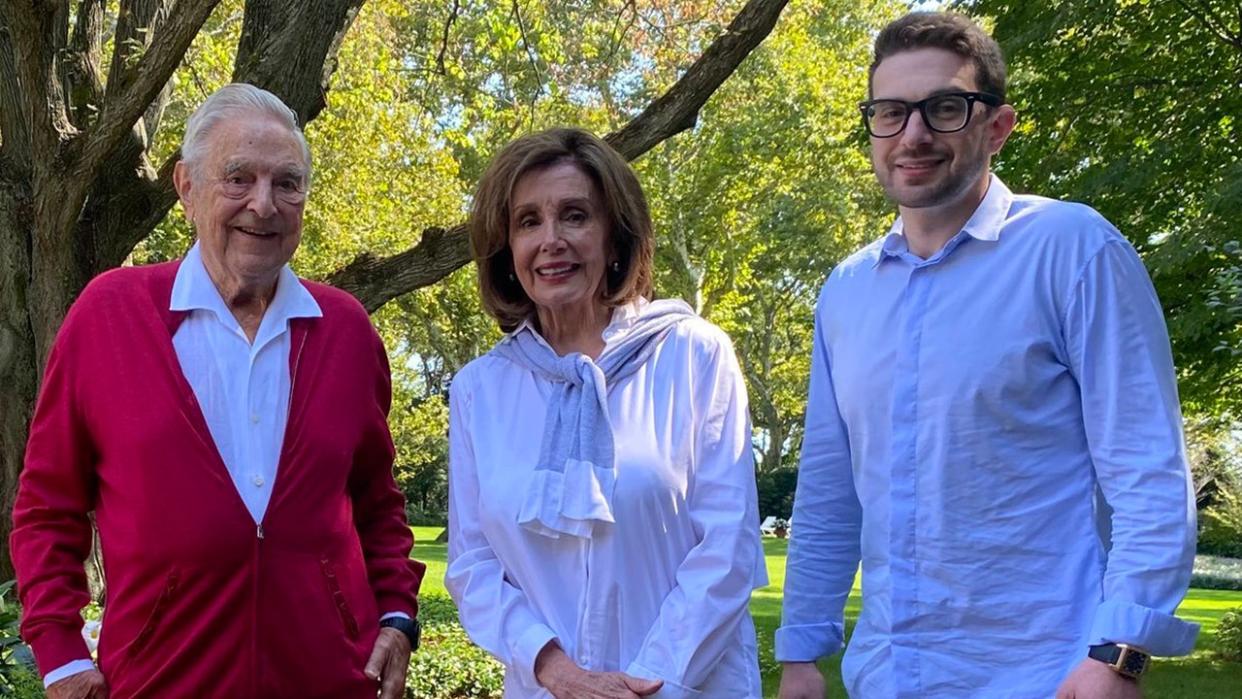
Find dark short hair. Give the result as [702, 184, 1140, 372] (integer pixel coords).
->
[470, 127, 655, 332]
[869, 12, 1007, 103]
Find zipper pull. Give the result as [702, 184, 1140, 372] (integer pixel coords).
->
[257, 524, 265, 540]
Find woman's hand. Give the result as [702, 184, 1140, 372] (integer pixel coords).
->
[535, 642, 664, 699]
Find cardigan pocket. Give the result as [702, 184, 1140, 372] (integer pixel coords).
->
[126, 569, 180, 657]
[320, 557, 360, 640]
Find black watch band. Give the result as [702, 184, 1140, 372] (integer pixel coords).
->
[1088, 643, 1150, 679]
[379, 616, 421, 651]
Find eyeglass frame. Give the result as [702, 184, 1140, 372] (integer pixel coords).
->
[858, 91, 1004, 138]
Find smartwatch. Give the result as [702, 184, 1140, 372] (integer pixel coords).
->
[379, 616, 421, 651]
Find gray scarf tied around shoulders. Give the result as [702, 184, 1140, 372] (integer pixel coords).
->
[490, 298, 696, 539]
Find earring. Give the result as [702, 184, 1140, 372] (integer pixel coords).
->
[610, 261, 620, 273]
[508, 272, 516, 282]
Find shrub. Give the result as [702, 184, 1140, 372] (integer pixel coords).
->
[406, 593, 504, 699]
[1199, 488, 1242, 559]
[1216, 608, 1242, 661]
[0, 581, 39, 697]
[1191, 555, 1242, 591]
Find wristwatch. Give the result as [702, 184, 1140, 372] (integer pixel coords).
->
[379, 616, 421, 651]
[1087, 643, 1150, 679]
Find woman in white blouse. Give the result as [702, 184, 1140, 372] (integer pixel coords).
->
[445, 127, 767, 699]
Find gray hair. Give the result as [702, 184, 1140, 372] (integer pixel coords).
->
[180, 83, 312, 184]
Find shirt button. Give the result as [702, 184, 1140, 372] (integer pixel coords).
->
[250, 413, 260, 424]
[252, 474, 265, 487]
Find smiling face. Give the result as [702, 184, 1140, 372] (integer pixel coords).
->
[507, 161, 612, 320]
[869, 47, 1014, 215]
[173, 112, 308, 295]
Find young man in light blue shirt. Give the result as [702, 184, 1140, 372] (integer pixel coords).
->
[776, 12, 1198, 699]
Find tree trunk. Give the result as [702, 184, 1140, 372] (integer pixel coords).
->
[0, 174, 37, 582]
[0, 0, 791, 583]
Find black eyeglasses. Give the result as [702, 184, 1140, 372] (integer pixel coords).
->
[859, 92, 1003, 138]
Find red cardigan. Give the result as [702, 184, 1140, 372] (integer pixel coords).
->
[11, 261, 425, 698]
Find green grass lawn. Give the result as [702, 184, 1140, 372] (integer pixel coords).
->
[411, 528, 1242, 698]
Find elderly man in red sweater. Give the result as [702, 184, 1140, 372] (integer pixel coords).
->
[11, 84, 425, 699]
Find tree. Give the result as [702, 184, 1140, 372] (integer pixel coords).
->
[0, 0, 790, 578]
[962, 0, 1242, 419]
[639, 0, 900, 478]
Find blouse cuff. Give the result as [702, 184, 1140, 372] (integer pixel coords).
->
[625, 661, 703, 699]
[511, 623, 558, 689]
[1089, 599, 1199, 656]
[774, 621, 845, 662]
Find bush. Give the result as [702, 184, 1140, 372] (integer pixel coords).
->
[0, 581, 40, 698]
[1192, 555, 1242, 591]
[1217, 608, 1242, 661]
[406, 593, 504, 699]
[1198, 488, 1242, 559]
[405, 504, 448, 527]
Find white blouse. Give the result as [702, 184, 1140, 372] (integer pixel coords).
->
[445, 303, 767, 699]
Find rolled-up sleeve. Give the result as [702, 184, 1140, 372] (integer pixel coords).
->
[775, 286, 862, 662]
[1063, 236, 1199, 656]
[444, 366, 558, 689]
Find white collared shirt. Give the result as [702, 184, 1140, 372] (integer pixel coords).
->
[170, 242, 322, 523]
[446, 301, 767, 698]
[43, 243, 324, 688]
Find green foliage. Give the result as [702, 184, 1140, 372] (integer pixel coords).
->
[406, 594, 504, 699]
[962, 0, 1242, 418]
[1199, 488, 1242, 560]
[1193, 556, 1242, 592]
[0, 582, 38, 697]
[638, 0, 902, 474]
[757, 467, 799, 520]
[1216, 608, 1242, 661]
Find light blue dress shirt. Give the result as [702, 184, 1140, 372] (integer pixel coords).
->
[776, 176, 1198, 698]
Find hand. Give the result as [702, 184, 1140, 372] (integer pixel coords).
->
[535, 642, 663, 699]
[1056, 659, 1142, 699]
[46, 669, 109, 699]
[364, 627, 412, 699]
[778, 661, 826, 699]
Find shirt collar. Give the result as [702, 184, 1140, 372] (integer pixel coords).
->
[874, 174, 1014, 268]
[504, 297, 650, 350]
[170, 242, 322, 345]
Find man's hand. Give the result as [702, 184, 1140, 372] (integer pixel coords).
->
[778, 661, 826, 699]
[535, 642, 663, 699]
[46, 669, 108, 699]
[1056, 659, 1142, 699]
[364, 627, 412, 699]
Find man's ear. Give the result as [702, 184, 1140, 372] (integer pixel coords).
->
[987, 104, 1017, 157]
[173, 160, 195, 219]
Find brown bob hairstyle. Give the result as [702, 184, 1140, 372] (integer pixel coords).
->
[470, 127, 655, 332]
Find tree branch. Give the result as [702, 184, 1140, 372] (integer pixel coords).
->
[108, 1, 168, 92]
[606, 0, 788, 159]
[1177, 0, 1242, 50]
[329, 226, 472, 314]
[436, 0, 462, 75]
[91, 0, 367, 270]
[328, 0, 790, 312]
[512, 0, 545, 97]
[233, 0, 366, 126]
[76, 0, 221, 189]
[0, 12, 31, 166]
[66, 0, 107, 129]
[4, 2, 75, 166]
